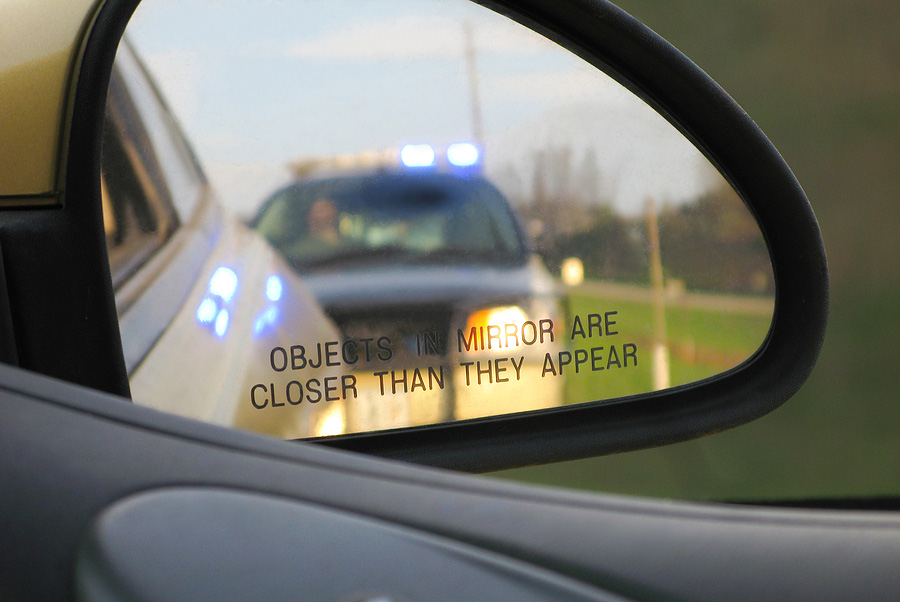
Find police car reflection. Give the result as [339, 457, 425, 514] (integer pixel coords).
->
[252, 145, 565, 431]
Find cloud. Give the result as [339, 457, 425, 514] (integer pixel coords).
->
[285, 14, 557, 62]
[488, 69, 638, 108]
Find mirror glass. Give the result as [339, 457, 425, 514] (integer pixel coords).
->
[105, 0, 774, 438]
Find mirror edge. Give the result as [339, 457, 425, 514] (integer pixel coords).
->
[66, 0, 827, 472]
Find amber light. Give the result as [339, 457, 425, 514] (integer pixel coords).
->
[314, 404, 346, 437]
[463, 306, 530, 351]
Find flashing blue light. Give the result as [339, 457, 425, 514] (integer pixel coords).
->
[447, 142, 480, 167]
[400, 144, 435, 168]
[196, 297, 218, 325]
[252, 306, 280, 337]
[214, 309, 230, 338]
[265, 275, 284, 302]
[209, 267, 238, 302]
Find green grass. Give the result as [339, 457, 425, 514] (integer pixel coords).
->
[561, 288, 771, 405]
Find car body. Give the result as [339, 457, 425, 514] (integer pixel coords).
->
[101, 41, 346, 439]
[0, 1, 896, 601]
[253, 169, 565, 430]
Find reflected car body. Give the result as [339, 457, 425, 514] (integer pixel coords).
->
[253, 171, 565, 430]
[104, 42, 344, 439]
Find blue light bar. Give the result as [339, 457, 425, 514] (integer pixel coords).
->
[209, 267, 238, 302]
[252, 306, 280, 338]
[214, 309, 230, 338]
[265, 275, 283, 302]
[196, 297, 218, 325]
[447, 142, 480, 167]
[400, 144, 436, 168]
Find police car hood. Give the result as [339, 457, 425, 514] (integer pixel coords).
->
[304, 255, 557, 312]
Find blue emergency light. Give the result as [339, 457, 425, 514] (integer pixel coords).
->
[400, 144, 436, 168]
[196, 298, 217, 325]
[209, 266, 238, 303]
[265, 275, 283, 302]
[214, 309, 230, 338]
[447, 142, 479, 167]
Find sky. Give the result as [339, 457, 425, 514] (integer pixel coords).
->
[125, 0, 714, 218]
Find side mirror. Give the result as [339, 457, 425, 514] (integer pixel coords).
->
[84, 0, 826, 470]
[320, 0, 827, 469]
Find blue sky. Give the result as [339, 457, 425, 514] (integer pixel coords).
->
[125, 0, 712, 217]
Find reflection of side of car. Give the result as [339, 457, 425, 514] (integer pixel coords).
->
[103, 42, 345, 439]
[252, 169, 565, 431]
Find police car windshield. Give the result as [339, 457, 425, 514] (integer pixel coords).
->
[253, 173, 528, 270]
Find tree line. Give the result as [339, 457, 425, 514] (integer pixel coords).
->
[502, 148, 773, 296]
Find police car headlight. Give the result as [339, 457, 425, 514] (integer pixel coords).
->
[314, 404, 345, 437]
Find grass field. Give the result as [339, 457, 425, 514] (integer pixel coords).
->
[561, 284, 773, 405]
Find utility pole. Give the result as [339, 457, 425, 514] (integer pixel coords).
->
[645, 197, 670, 391]
[463, 20, 485, 147]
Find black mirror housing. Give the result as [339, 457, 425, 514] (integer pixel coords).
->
[65, 0, 826, 472]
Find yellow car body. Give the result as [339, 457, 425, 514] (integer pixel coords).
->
[0, 0, 100, 202]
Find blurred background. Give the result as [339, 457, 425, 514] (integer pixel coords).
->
[497, 0, 900, 501]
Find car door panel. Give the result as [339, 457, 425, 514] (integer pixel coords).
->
[4, 364, 900, 602]
[76, 488, 619, 602]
